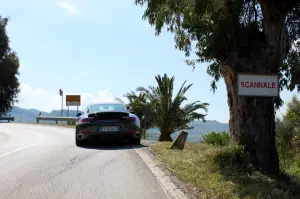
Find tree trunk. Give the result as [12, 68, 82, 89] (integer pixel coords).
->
[222, 67, 280, 174]
[158, 132, 173, 141]
[217, 4, 288, 174]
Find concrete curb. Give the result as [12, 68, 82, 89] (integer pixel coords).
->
[134, 147, 189, 199]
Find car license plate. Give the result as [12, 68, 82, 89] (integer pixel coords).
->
[99, 126, 120, 132]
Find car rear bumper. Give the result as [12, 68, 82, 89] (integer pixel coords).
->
[77, 131, 140, 140]
[76, 122, 140, 141]
[76, 128, 140, 141]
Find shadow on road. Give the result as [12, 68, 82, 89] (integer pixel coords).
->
[78, 140, 147, 150]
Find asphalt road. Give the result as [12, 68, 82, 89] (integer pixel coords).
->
[0, 123, 168, 199]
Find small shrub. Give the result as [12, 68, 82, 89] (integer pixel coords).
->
[294, 155, 300, 167]
[292, 135, 300, 153]
[213, 145, 245, 169]
[276, 118, 295, 167]
[276, 118, 294, 152]
[202, 131, 230, 146]
[67, 121, 75, 125]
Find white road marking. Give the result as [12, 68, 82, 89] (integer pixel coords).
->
[0, 129, 43, 158]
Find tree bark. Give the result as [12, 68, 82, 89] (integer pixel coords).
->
[222, 66, 280, 174]
[158, 132, 173, 141]
[260, 3, 288, 71]
[216, 3, 289, 174]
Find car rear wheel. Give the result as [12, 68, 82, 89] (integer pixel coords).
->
[76, 136, 86, 146]
[131, 137, 141, 145]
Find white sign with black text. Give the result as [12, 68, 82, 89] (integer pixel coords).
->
[237, 74, 279, 97]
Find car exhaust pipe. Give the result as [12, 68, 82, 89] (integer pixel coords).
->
[77, 134, 83, 140]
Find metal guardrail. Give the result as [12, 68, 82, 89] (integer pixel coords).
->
[36, 116, 76, 124]
[0, 116, 14, 122]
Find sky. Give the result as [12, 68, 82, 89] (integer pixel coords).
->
[0, 0, 298, 123]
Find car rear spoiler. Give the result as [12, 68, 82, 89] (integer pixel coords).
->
[88, 111, 129, 119]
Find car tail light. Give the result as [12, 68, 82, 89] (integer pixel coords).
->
[77, 117, 94, 124]
[81, 118, 91, 123]
[123, 116, 136, 123]
[129, 117, 136, 121]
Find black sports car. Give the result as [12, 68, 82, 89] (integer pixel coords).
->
[75, 102, 141, 146]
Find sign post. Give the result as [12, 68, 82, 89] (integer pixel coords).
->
[66, 95, 81, 117]
[143, 107, 148, 139]
[237, 74, 279, 97]
[59, 89, 63, 117]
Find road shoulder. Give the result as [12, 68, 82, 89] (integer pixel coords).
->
[135, 141, 199, 199]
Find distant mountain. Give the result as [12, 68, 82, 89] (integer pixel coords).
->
[6, 106, 83, 123]
[5, 106, 229, 142]
[147, 120, 229, 142]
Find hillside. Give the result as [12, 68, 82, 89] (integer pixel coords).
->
[147, 120, 229, 142]
[7, 106, 83, 123]
[5, 106, 229, 142]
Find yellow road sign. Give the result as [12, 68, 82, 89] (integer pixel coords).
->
[66, 95, 81, 106]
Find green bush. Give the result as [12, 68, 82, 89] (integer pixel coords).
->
[67, 121, 76, 125]
[202, 131, 231, 146]
[275, 118, 295, 167]
[213, 145, 245, 169]
[276, 118, 294, 152]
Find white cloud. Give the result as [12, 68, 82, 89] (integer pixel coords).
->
[16, 83, 126, 112]
[56, 2, 78, 16]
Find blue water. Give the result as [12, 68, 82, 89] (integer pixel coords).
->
[146, 129, 203, 142]
[145, 121, 229, 142]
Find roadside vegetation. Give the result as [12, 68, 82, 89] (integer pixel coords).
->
[134, 0, 300, 174]
[117, 73, 209, 141]
[0, 17, 20, 116]
[128, 0, 300, 197]
[202, 131, 230, 146]
[150, 95, 300, 199]
[152, 142, 300, 199]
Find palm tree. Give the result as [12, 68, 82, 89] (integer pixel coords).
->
[137, 73, 209, 141]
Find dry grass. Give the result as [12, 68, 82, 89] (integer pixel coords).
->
[151, 142, 300, 199]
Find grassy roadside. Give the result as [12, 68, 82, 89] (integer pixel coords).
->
[151, 142, 300, 199]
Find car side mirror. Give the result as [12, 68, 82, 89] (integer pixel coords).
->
[76, 113, 82, 117]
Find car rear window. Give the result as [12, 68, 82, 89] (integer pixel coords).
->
[90, 104, 126, 112]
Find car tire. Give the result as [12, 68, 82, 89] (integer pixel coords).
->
[76, 136, 86, 146]
[131, 137, 141, 145]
